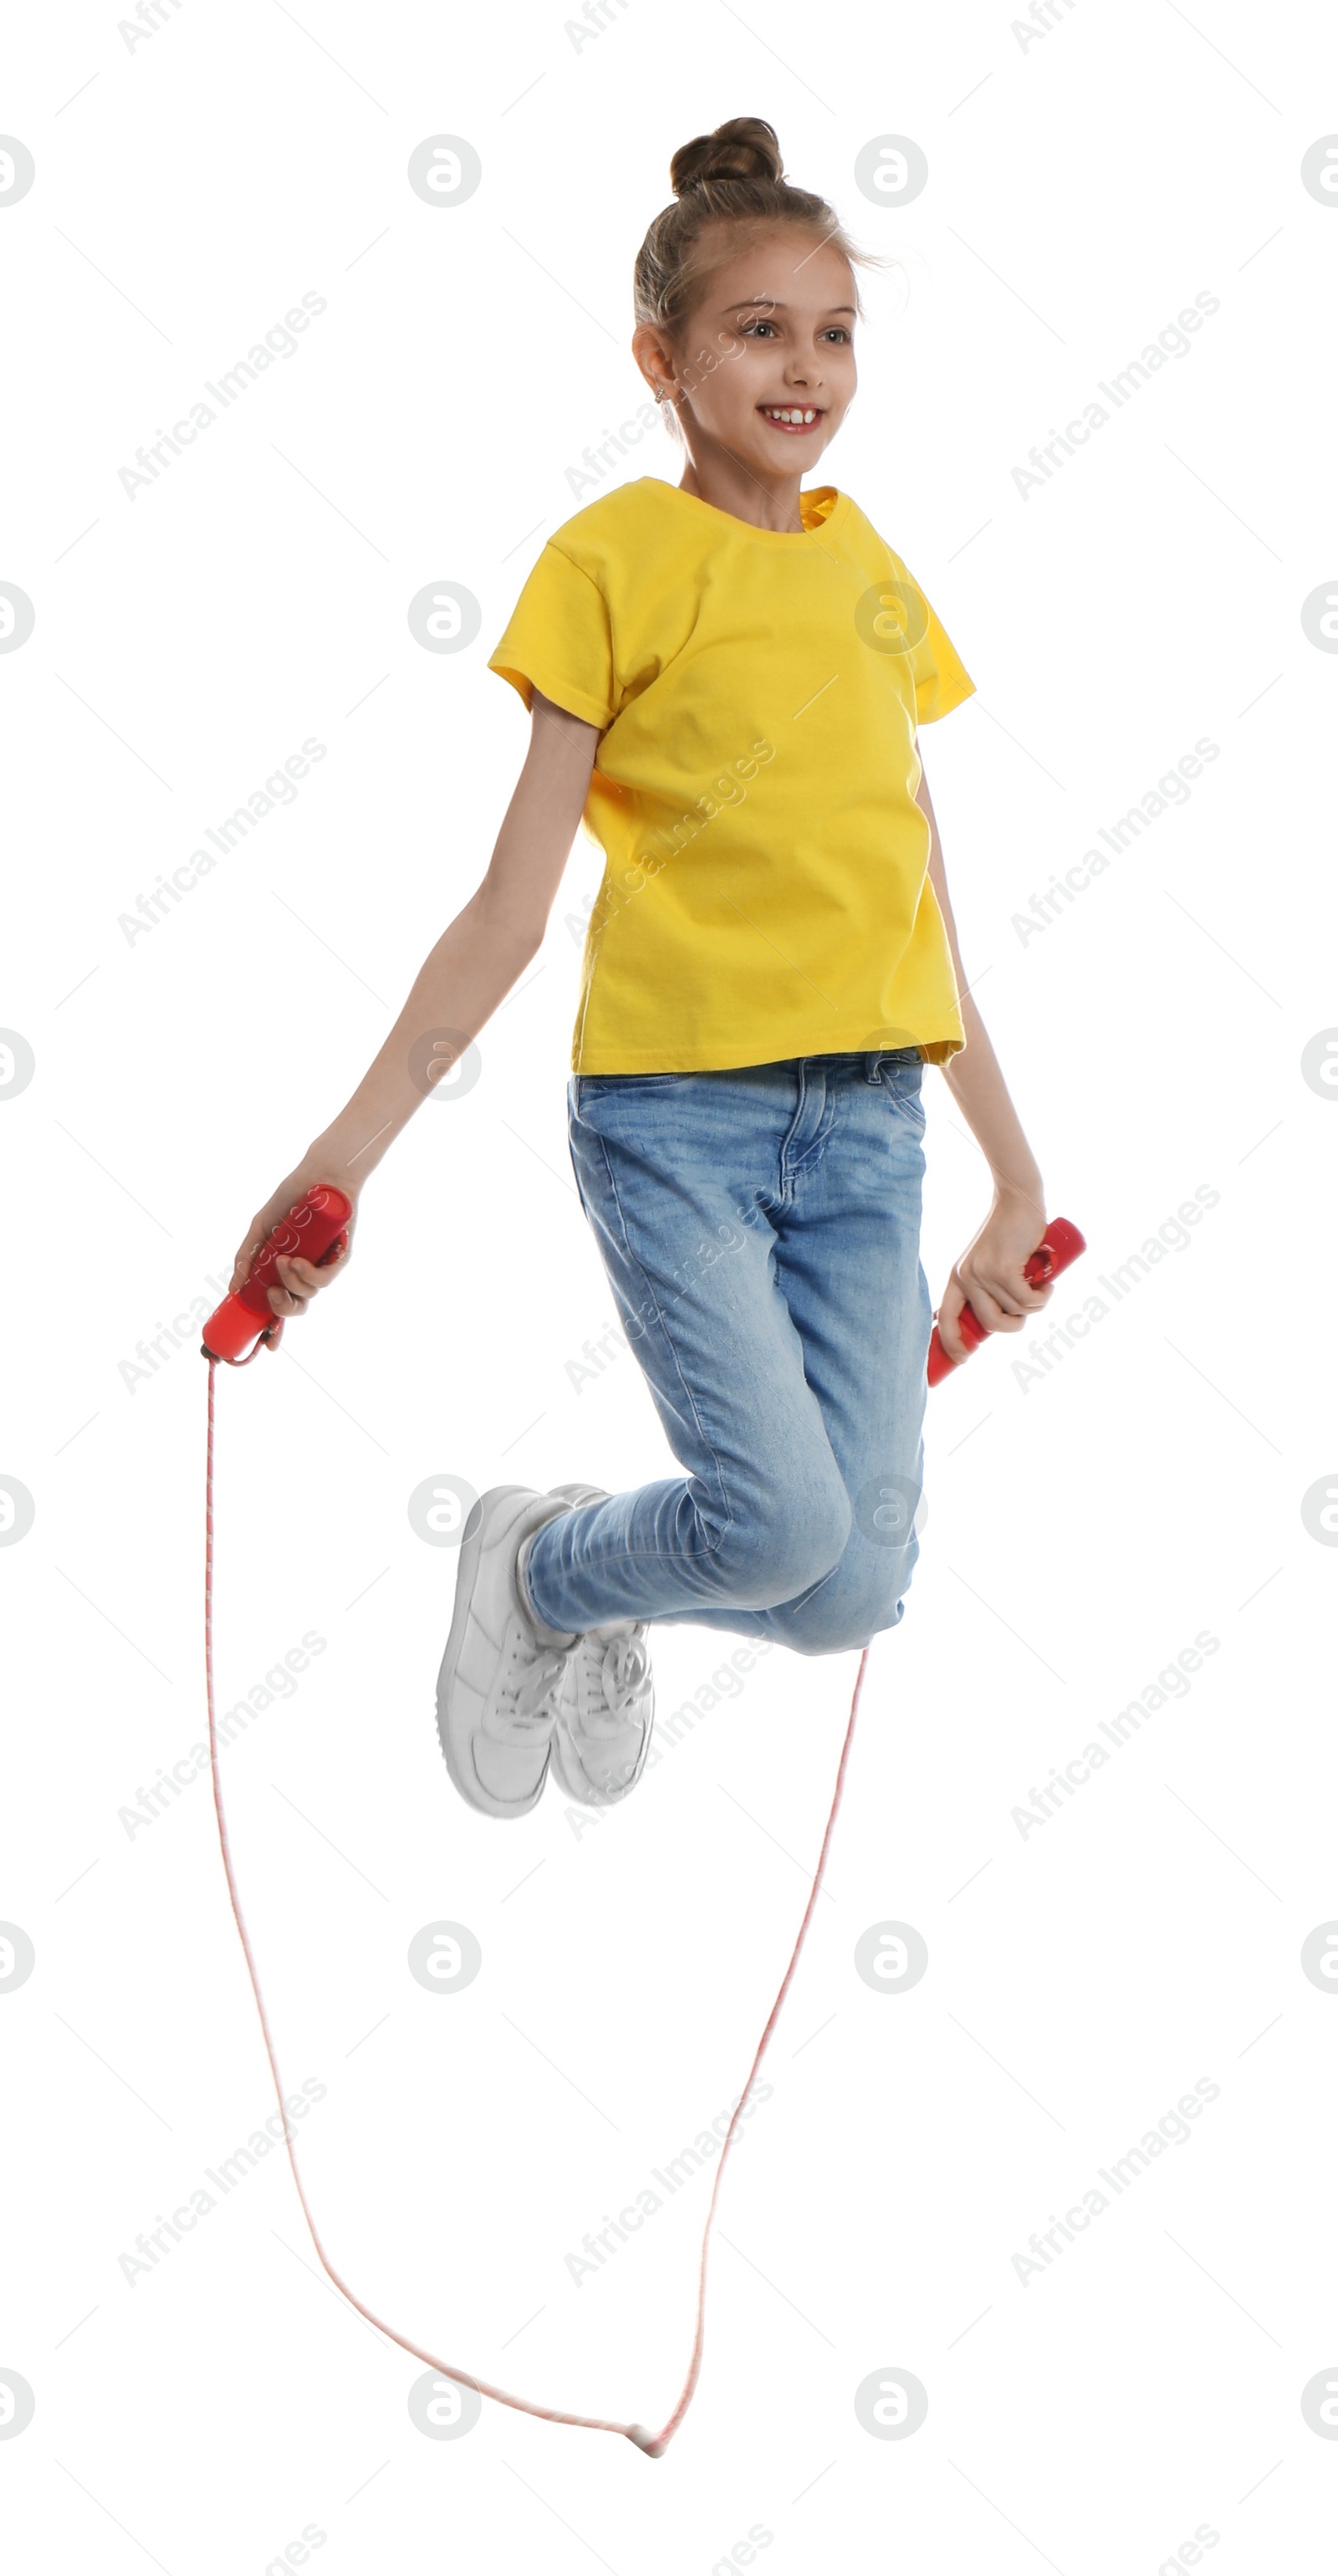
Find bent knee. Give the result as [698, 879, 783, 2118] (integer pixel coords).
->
[779, 1547, 920, 1657]
[766, 1480, 854, 1601]
[708, 1478, 853, 1610]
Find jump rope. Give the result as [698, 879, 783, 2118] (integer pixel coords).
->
[201, 1188, 1085, 2456]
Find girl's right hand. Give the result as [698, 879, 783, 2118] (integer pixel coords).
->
[228, 1156, 359, 1351]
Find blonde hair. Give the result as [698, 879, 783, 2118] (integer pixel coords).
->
[634, 116, 891, 437]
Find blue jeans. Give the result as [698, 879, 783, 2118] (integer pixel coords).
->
[522, 1050, 932, 1657]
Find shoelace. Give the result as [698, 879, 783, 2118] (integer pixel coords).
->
[498, 1634, 581, 1735]
[597, 1631, 650, 1728]
[563, 1628, 650, 1745]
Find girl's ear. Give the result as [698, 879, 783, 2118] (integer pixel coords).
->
[631, 320, 678, 409]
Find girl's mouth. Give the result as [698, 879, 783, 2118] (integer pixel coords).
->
[758, 406, 823, 434]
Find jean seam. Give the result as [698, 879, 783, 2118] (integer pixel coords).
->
[576, 1122, 733, 1561]
[784, 1061, 862, 1204]
[778, 1059, 816, 1203]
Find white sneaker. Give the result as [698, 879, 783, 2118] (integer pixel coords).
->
[435, 1486, 583, 1820]
[544, 1483, 656, 1810]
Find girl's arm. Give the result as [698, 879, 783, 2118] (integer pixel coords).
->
[229, 691, 600, 1338]
[916, 759, 1055, 1364]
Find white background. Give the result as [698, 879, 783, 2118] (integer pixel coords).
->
[3, 2, 1336, 2569]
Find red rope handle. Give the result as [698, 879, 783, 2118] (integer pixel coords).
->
[204, 1354, 867, 2456]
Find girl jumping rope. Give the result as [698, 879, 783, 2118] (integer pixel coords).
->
[229, 115, 1056, 1828]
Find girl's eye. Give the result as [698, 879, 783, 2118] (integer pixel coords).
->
[743, 319, 774, 337]
[824, 327, 850, 344]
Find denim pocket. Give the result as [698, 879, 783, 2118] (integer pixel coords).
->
[877, 1056, 927, 1125]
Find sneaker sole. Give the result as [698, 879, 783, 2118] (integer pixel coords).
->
[436, 1485, 562, 1821]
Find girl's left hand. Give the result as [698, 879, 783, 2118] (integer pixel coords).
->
[936, 1193, 1055, 1365]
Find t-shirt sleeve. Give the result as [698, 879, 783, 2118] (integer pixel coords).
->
[900, 563, 976, 726]
[488, 541, 616, 732]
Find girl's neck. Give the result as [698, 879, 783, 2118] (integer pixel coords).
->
[677, 447, 812, 535]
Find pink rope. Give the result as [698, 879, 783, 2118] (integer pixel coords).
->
[205, 1354, 867, 2456]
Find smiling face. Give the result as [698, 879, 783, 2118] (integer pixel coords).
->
[633, 222, 859, 498]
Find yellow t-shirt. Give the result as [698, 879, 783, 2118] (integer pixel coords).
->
[488, 477, 976, 1075]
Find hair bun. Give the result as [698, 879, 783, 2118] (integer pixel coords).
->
[670, 116, 783, 198]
